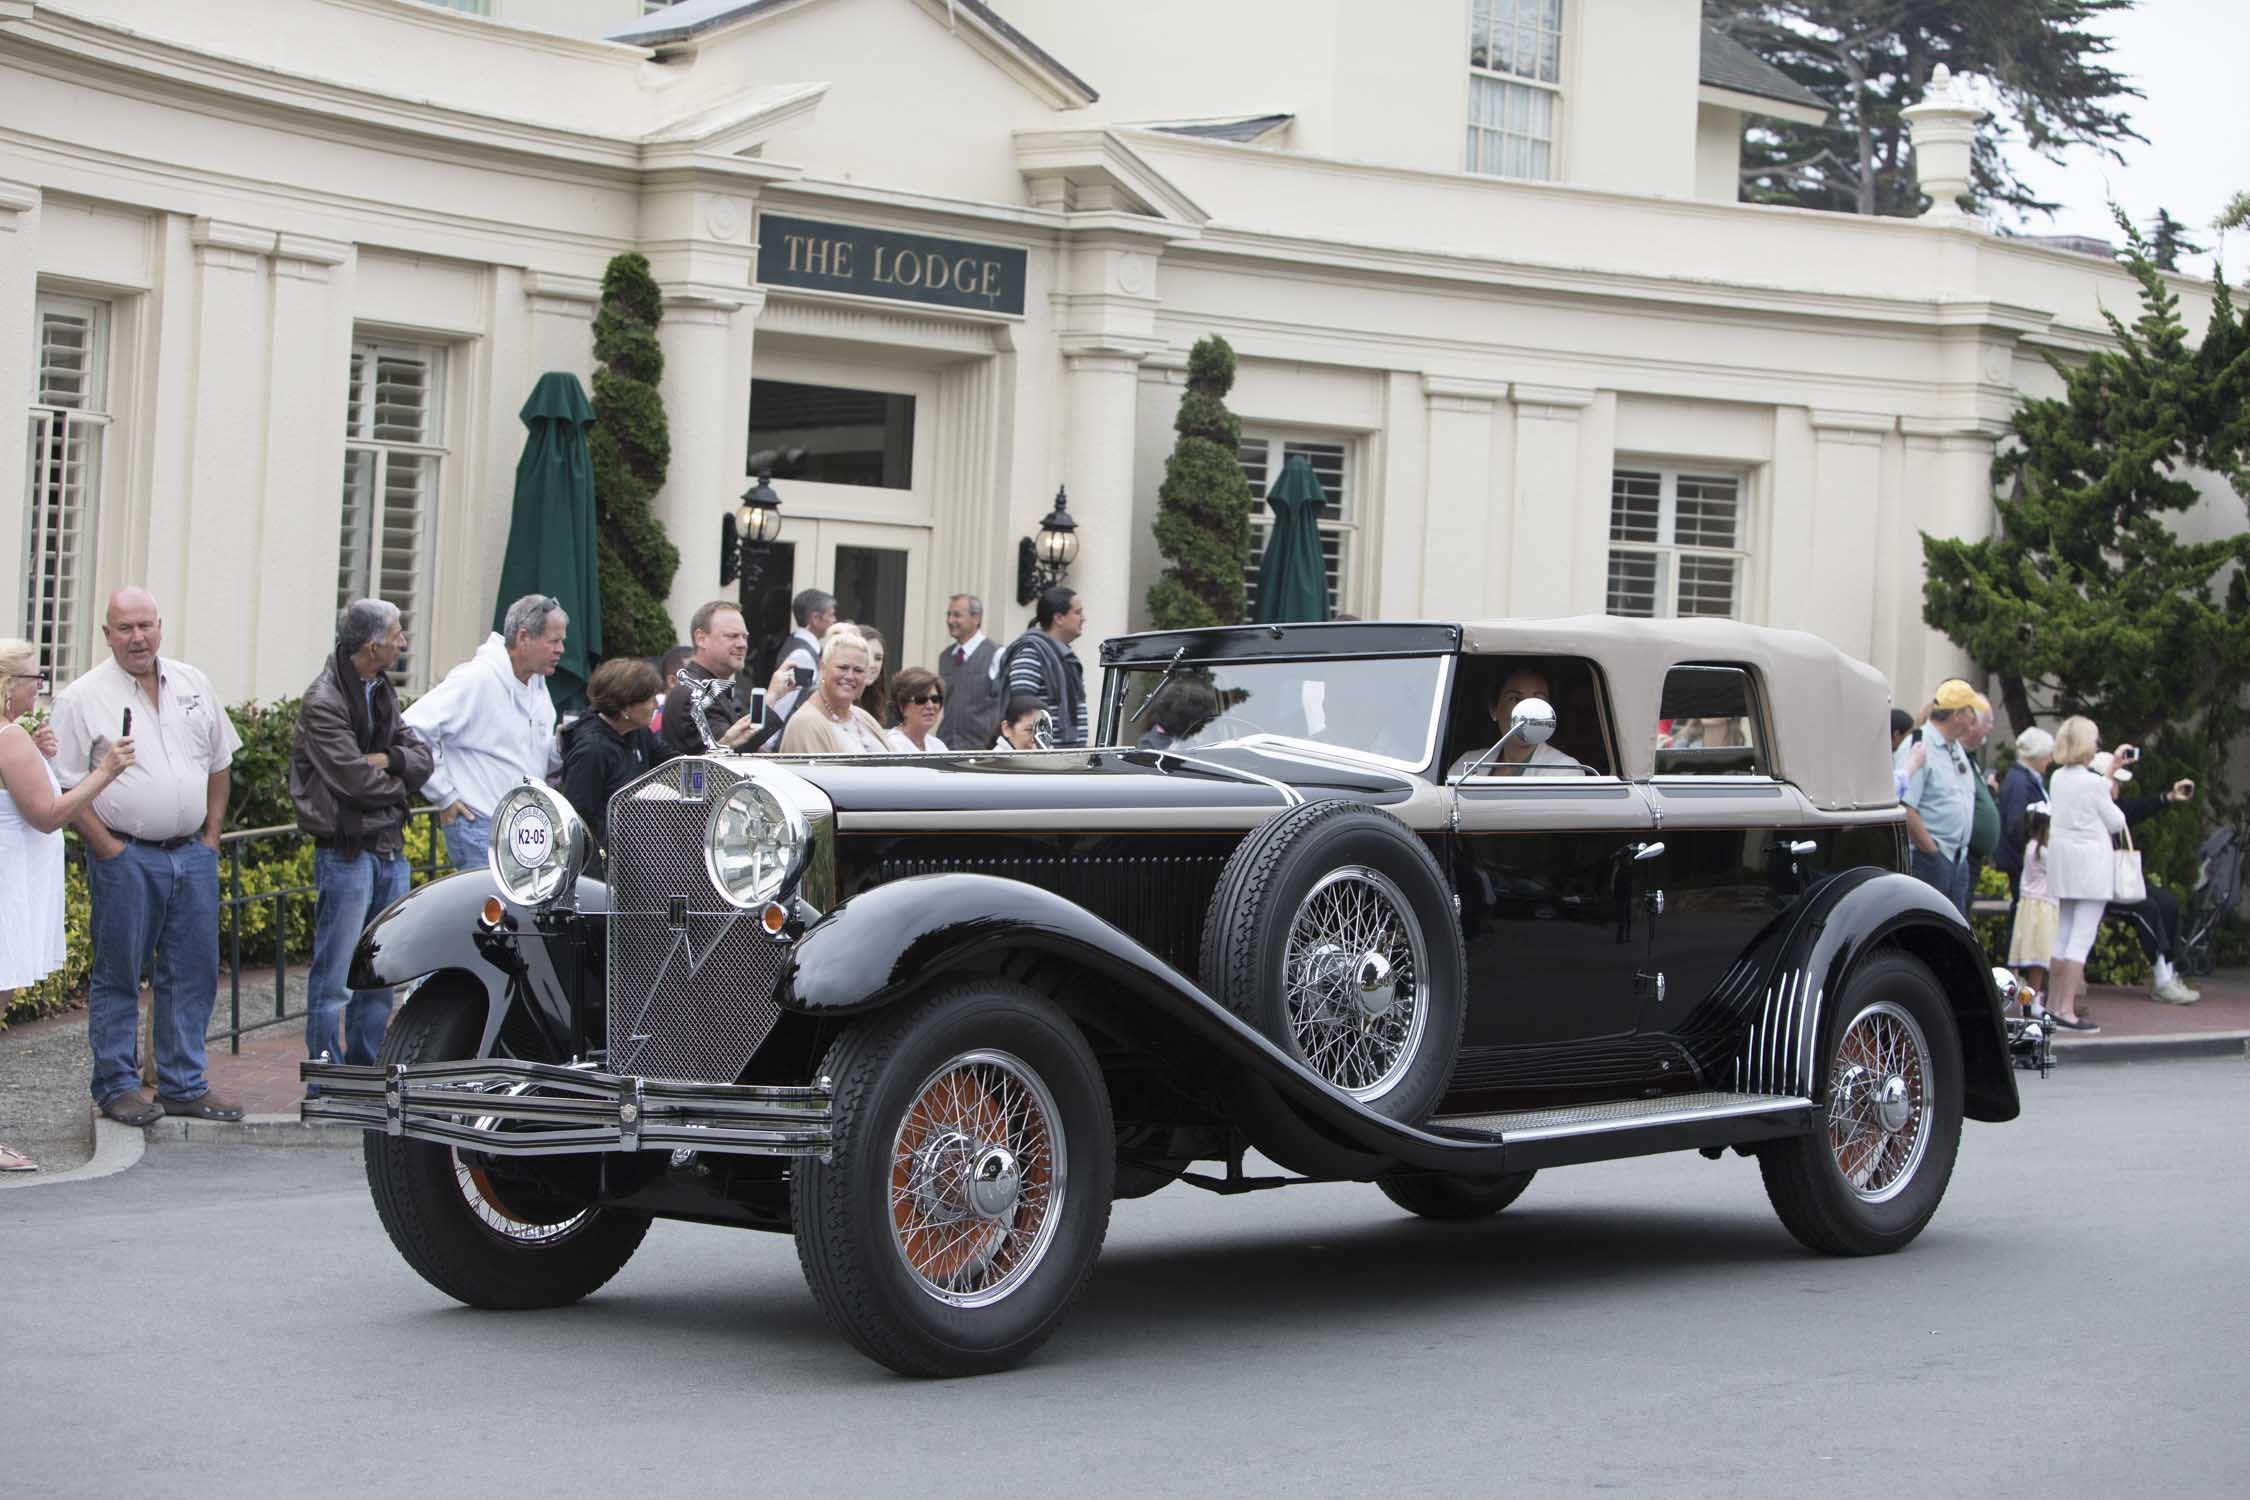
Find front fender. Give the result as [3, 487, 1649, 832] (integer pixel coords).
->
[349, 869, 608, 1061]
[1738, 868, 2018, 1123]
[782, 872, 1509, 1177]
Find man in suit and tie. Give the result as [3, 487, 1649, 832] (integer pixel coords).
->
[935, 593, 1003, 751]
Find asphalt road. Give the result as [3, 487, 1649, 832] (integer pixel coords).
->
[5, 1056, 2244, 1499]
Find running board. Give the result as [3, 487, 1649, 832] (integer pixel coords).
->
[1428, 1091, 1814, 1171]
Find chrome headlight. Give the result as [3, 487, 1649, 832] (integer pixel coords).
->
[489, 782, 587, 907]
[705, 776, 810, 909]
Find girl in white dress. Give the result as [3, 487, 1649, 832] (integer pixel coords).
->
[0, 638, 137, 1170]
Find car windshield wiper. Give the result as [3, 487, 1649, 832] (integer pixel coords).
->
[1128, 645, 1187, 726]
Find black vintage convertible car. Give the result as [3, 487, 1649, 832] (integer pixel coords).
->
[305, 617, 2024, 1377]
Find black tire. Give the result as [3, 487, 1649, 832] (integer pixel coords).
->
[1758, 951, 1964, 1256]
[1200, 800, 1464, 1123]
[1377, 1169, 1536, 1220]
[363, 989, 649, 1310]
[791, 979, 1114, 1378]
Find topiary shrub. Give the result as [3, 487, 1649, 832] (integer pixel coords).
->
[588, 252, 680, 659]
[1145, 334, 1252, 630]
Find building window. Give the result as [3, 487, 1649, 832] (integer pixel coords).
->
[748, 379, 915, 490]
[22, 293, 110, 687]
[1238, 434, 1355, 620]
[339, 338, 444, 689]
[1606, 467, 1747, 620]
[414, 0, 490, 15]
[1467, 0, 1562, 180]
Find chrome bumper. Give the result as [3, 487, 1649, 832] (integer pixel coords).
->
[299, 1058, 832, 1158]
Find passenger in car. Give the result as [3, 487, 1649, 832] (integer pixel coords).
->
[1446, 667, 1579, 779]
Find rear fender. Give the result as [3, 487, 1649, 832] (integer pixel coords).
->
[348, 869, 607, 1061]
[1736, 869, 2019, 1123]
[782, 872, 1505, 1177]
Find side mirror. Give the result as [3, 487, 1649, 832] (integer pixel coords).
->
[1510, 696, 1556, 746]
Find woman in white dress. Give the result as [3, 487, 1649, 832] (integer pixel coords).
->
[2041, 715, 2129, 1035]
[883, 668, 948, 754]
[0, 637, 137, 1170]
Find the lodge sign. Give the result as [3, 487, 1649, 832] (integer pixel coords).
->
[756, 214, 1027, 316]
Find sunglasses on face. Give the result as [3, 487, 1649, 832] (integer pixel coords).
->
[904, 692, 945, 707]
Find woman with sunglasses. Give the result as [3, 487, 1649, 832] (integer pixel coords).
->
[1, 639, 137, 1171]
[884, 668, 949, 753]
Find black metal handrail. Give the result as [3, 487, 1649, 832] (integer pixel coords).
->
[210, 806, 453, 1053]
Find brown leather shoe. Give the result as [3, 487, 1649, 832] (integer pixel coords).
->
[101, 1090, 164, 1127]
[156, 1092, 244, 1122]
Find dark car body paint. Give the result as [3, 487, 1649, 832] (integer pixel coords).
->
[349, 868, 608, 1062]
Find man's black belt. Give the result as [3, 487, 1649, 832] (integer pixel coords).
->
[105, 828, 199, 851]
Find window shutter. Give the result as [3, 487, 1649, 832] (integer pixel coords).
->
[1240, 435, 1354, 620]
[340, 338, 443, 688]
[23, 297, 108, 685]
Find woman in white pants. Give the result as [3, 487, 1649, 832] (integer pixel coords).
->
[2043, 715, 2129, 1034]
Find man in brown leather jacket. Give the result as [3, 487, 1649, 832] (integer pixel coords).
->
[289, 599, 434, 1071]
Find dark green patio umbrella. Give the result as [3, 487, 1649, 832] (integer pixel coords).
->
[492, 371, 603, 709]
[1251, 452, 1331, 624]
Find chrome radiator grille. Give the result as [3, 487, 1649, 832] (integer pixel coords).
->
[606, 758, 787, 1084]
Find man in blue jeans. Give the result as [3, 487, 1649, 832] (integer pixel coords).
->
[49, 587, 246, 1125]
[1896, 678, 1980, 919]
[290, 600, 434, 1070]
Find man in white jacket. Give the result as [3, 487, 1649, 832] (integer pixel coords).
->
[403, 594, 566, 871]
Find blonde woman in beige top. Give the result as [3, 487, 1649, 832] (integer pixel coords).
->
[779, 628, 889, 755]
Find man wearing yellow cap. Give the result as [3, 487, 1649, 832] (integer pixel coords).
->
[1895, 678, 1981, 918]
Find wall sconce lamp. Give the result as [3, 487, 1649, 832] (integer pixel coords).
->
[719, 471, 785, 606]
[1015, 486, 1079, 605]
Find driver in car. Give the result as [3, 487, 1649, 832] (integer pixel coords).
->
[1446, 667, 1579, 779]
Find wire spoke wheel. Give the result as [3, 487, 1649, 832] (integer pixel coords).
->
[887, 1050, 1066, 1308]
[1824, 998, 1934, 1205]
[1282, 865, 1430, 1099]
[455, 1082, 593, 1245]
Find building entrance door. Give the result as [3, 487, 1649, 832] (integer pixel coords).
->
[787, 517, 929, 685]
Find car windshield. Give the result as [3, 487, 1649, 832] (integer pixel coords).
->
[1109, 655, 1448, 769]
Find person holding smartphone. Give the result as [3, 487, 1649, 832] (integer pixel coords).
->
[660, 600, 763, 757]
[2098, 741, 2205, 1004]
[763, 588, 836, 729]
[48, 587, 246, 1126]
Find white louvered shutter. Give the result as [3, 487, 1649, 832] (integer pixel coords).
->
[22, 296, 109, 685]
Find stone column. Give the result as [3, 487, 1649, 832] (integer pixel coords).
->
[523, 271, 601, 386]
[653, 284, 761, 631]
[1891, 419, 1999, 694]
[1505, 384, 1595, 618]
[1797, 410, 1893, 662]
[172, 218, 277, 686]
[254, 234, 352, 698]
[1420, 376, 1507, 617]
[0, 181, 41, 640]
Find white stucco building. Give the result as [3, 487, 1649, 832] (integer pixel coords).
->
[1, 0, 2233, 707]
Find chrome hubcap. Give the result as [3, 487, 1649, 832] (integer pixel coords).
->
[457, 1081, 592, 1243]
[1283, 866, 1430, 1100]
[888, 1050, 1064, 1308]
[1826, 999, 1933, 1204]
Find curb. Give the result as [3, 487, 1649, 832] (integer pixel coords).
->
[0, 1117, 146, 1191]
[2053, 1031, 2250, 1066]
[145, 1111, 361, 1148]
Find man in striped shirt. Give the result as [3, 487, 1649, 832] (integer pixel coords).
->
[999, 586, 1088, 747]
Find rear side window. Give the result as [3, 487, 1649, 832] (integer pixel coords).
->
[1654, 664, 1768, 776]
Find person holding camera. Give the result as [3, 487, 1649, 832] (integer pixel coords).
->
[2096, 745, 2203, 1004]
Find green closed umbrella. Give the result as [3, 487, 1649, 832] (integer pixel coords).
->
[1252, 453, 1331, 624]
[492, 372, 603, 710]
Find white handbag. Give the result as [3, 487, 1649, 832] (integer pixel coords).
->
[2113, 822, 2148, 904]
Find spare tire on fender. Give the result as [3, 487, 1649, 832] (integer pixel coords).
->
[1199, 799, 1464, 1124]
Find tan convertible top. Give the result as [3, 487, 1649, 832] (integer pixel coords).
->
[1458, 616, 1898, 811]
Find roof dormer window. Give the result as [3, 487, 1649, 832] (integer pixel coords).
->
[1467, 0, 1562, 181]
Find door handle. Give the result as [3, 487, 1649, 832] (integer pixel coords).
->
[1786, 839, 1817, 856]
[1631, 840, 1666, 862]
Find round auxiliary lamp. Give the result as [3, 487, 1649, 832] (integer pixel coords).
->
[488, 781, 589, 909]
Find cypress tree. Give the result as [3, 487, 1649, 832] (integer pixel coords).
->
[587, 252, 679, 658]
[1146, 334, 1252, 629]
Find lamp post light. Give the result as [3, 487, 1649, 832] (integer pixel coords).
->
[720, 470, 785, 619]
[1015, 486, 1079, 605]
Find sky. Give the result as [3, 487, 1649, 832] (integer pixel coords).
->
[1987, 0, 2250, 279]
